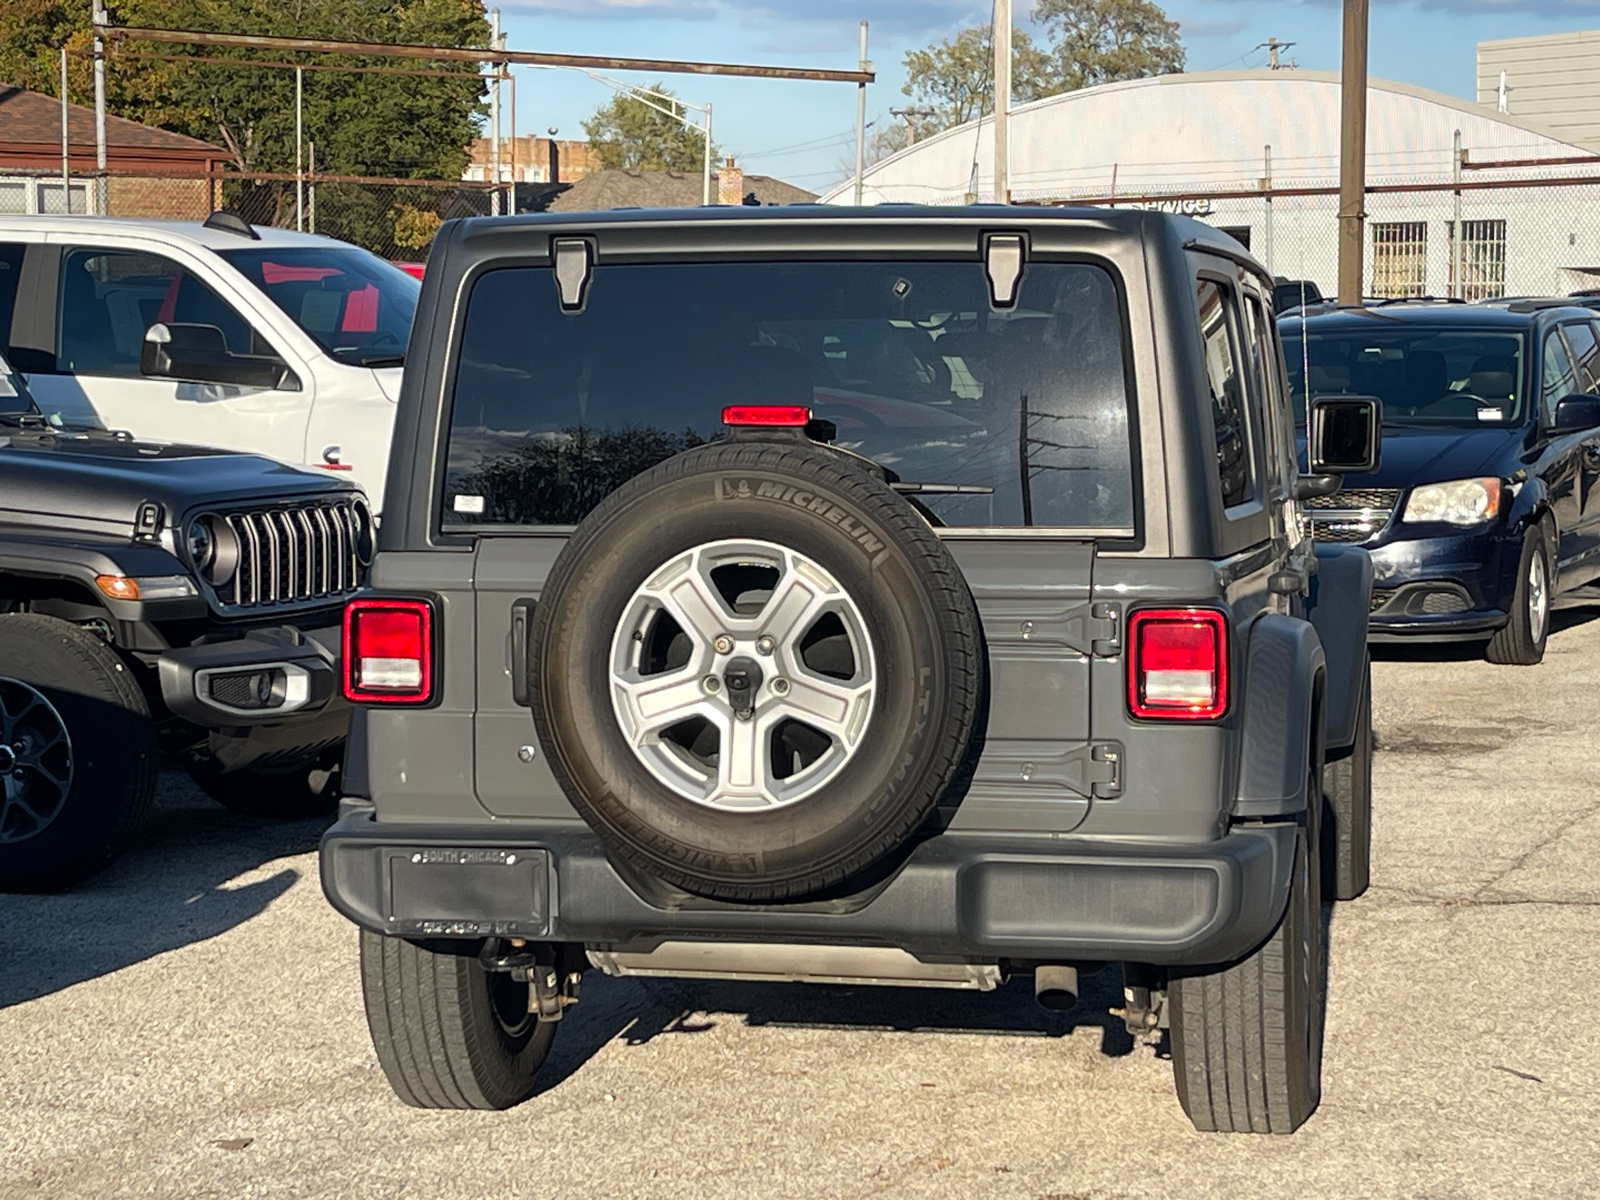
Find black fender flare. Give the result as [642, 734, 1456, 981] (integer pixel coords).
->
[1307, 543, 1372, 757]
[1233, 613, 1325, 819]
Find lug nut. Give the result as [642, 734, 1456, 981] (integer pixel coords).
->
[714, 635, 734, 655]
[770, 677, 790, 696]
[702, 675, 722, 694]
[756, 635, 776, 655]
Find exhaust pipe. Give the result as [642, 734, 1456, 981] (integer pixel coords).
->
[1034, 964, 1080, 1011]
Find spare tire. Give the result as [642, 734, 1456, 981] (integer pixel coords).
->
[529, 440, 982, 902]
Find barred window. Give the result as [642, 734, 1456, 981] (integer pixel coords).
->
[1371, 222, 1427, 298]
[1456, 219, 1507, 302]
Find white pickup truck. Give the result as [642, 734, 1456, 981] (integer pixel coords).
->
[0, 212, 418, 510]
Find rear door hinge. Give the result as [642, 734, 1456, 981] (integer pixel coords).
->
[1087, 741, 1122, 798]
[1090, 603, 1122, 657]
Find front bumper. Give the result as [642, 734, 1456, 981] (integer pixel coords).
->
[158, 624, 350, 772]
[1364, 527, 1515, 640]
[319, 813, 1298, 968]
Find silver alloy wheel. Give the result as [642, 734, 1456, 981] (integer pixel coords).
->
[609, 539, 876, 811]
[1529, 546, 1550, 645]
[0, 678, 73, 844]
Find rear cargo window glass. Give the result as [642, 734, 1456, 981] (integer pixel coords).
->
[443, 260, 1135, 531]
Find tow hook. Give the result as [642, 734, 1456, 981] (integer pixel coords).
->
[479, 939, 583, 1022]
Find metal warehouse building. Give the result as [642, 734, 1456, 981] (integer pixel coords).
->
[823, 70, 1600, 300]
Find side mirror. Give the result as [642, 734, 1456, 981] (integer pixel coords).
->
[1307, 394, 1381, 475]
[141, 323, 297, 391]
[1553, 393, 1600, 432]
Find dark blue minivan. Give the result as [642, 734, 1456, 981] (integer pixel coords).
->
[1283, 300, 1600, 664]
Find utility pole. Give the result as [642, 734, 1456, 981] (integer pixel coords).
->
[994, 0, 1011, 203]
[890, 106, 935, 145]
[1255, 37, 1297, 70]
[1337, 0, 1368, 306]
[490, 8, 501, 215]
[853, 21, 869, 204]
[92, 0, 107, 214]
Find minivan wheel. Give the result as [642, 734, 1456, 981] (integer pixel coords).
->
[0, 615, 157, 892]
[1322, 656, 1372, 901]
[528, 440, 982, 902]
[358, 931, 558, 1110]
[1170, 727, 1326, 1134]
[1486, 525, 1551, 665]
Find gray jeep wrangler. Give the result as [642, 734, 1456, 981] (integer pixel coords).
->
[319, 208, 1378, 1134]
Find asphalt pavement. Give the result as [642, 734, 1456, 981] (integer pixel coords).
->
[4, 618, 1600, 1199]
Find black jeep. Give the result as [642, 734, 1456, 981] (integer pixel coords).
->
[320, 208, 1378, 1133]
[1, 352, 369, 891]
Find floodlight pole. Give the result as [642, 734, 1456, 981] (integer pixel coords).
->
[853, 22, 868, 205]
[994, 0, 1011, 203]
[1337, 0, 1369, 305]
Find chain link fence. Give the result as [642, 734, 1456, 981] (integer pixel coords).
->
[0, 168, 505, 261]
[1057, 170, 1600, 301]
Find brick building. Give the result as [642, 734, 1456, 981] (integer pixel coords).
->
[0, 85, 227, 218]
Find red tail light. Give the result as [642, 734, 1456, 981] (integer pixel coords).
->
[343, 598, 433, 704]
[1127, 608, 1228, 720]
[722, 405, 811, 426]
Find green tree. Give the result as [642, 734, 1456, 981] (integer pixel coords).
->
[900, 0, 1183, 135]
[1033, 0, 1185, 92]
[0, 0, 489, 179]
[902, 26, 1051, 131]
[581, 85, 715, 172]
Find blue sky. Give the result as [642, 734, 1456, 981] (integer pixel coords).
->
[493, 0, 1600, 194]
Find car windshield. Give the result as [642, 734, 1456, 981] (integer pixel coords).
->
[219, 246, 419, 366]
[442, 259, 1137, 531]
[1281, 324, 1527, 427]
[0, 351, 36, 415]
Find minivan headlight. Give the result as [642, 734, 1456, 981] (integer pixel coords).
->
[1402, 478, 1502, 526]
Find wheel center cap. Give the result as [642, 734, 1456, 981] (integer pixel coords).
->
[721, 656, 764, 720]
[0, 745, 15, 775]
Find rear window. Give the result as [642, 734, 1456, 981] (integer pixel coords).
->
[442, 259, 1135, 531]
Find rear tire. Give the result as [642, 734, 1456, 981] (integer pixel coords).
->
[1170, 726, 1326, 1134]
[359, 931, 559, 1110]
[188, 754, 341, 819]
[0, 615, 157, 893]
[1322, 657, 1372, 901]
[1486, 525, 1550, 665]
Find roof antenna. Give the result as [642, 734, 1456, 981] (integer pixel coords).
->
[202, 210, 261, 240]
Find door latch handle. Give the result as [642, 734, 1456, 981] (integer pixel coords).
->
[509, 599, 536, 706]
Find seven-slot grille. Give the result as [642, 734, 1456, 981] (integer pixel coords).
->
[216, 500, 366, 608]
[1299, 487, 1402, 544]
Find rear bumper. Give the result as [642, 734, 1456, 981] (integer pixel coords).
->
[319, 813, 1298, 968]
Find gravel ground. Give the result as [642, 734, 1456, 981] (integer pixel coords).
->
[4, 619, 1600, 1199]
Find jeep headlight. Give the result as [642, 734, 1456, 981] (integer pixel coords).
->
[187, 514, 240, 586]
[1402, 478, 1502, 526]
[186, 518, 214, 573]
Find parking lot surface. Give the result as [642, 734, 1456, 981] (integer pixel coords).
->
[4, 623, 1600, 1199]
